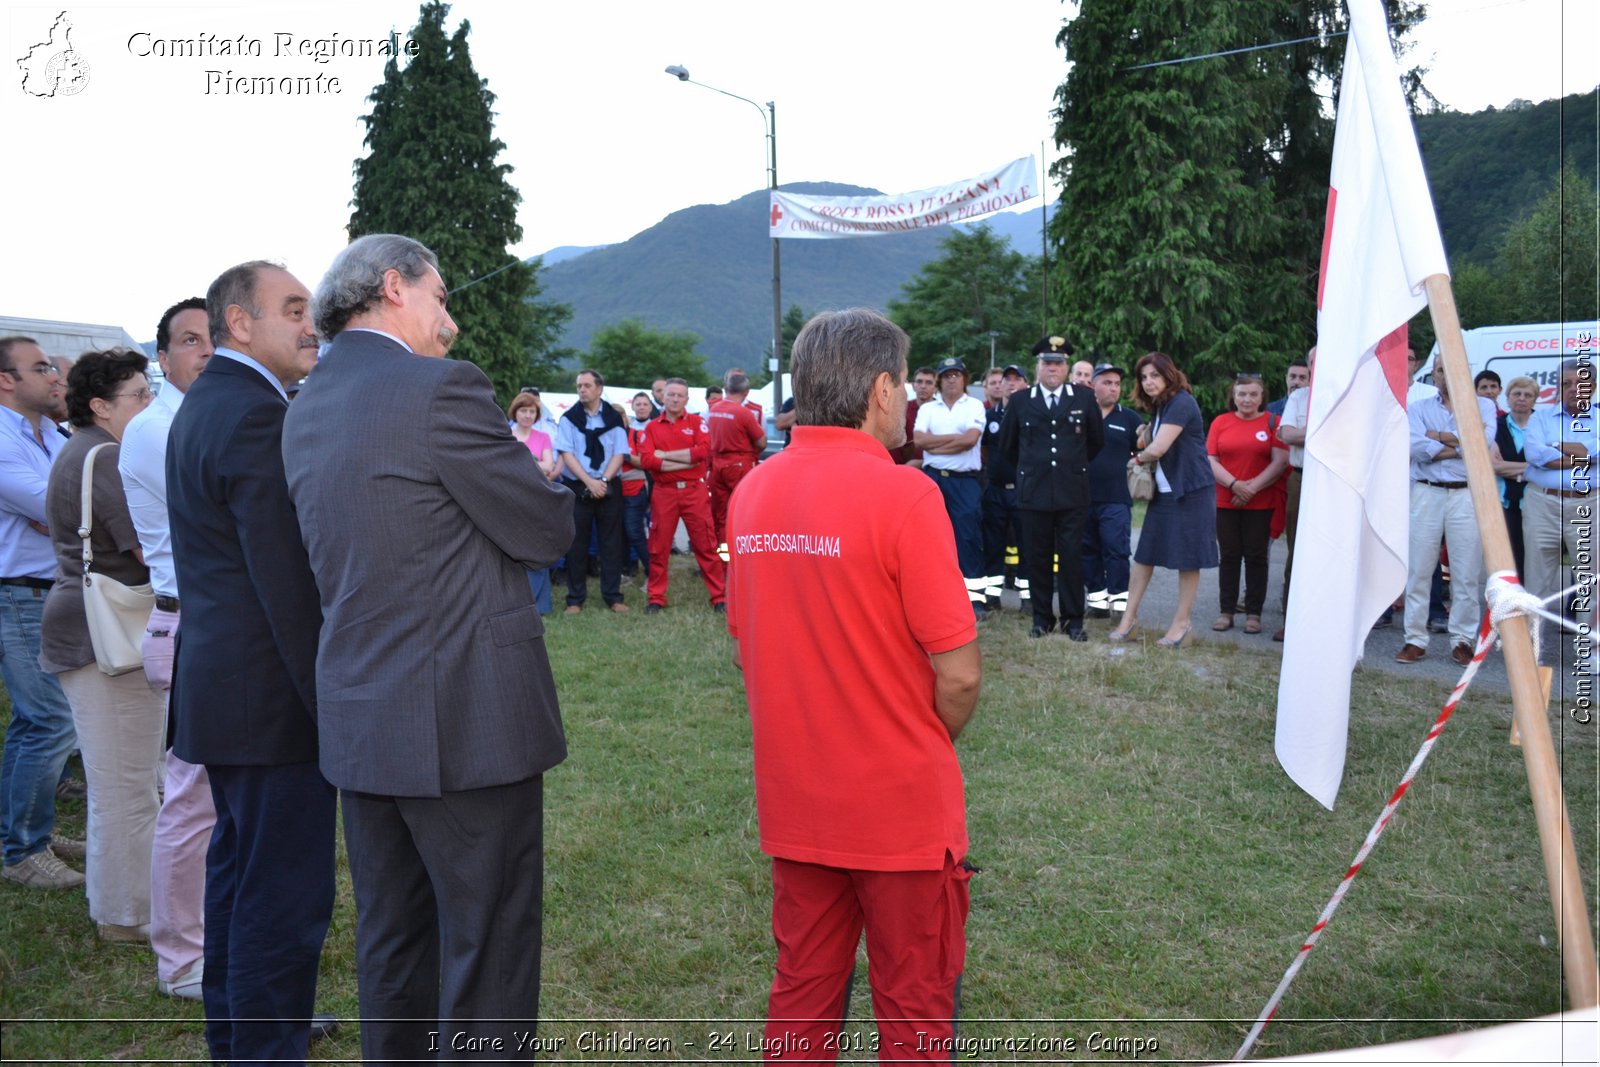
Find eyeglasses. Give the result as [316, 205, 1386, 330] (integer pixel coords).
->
[2, 362, 61, 379]
[109, 388, 154, 403]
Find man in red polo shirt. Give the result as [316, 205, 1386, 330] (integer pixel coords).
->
[707, 371, 766, 552]
[725, 308, 982, 1062]
[638, 378, 724, 614]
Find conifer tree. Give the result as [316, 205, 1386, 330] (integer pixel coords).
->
[349, 2, 569, 403]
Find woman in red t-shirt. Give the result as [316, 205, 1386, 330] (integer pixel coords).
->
[1206, 375, 1288, 633]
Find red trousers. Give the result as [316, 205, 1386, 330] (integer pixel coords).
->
[765, 853, 970, 1063]
[647, 479, 725, 606]
[710, 459, 756, 546]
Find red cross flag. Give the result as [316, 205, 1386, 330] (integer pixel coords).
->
[1274, 0, 1450, 809]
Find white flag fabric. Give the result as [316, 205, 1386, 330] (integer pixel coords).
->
[1274, 0, 1450, 809]
[770, 157, 1037, 239]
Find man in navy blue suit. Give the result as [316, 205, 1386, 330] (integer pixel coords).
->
[166, 261, 333, 1066]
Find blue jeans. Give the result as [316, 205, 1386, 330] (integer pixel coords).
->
[623, 490, 651, 573]
[0, 584, 78, 865]
[527, 569, 553, 615]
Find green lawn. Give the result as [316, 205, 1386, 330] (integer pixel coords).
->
[2, 554, 1595, 1062]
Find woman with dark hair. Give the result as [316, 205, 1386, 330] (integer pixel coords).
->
[38, 348, 163, 942]
[1206, 374, 1289, 634]
[1108, 352, 1219, 647]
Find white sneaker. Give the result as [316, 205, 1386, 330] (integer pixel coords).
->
[157, 964, 204, 1000]
[1, 849, 86, 890]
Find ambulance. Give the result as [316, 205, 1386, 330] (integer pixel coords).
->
[1419, 321, 1600, 407]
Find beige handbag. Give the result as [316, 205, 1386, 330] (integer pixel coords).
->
[79, 443, 153, 676]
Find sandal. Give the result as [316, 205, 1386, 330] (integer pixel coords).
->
[1211, 615, 1234, 632]
[1244, 615, 1262, 634]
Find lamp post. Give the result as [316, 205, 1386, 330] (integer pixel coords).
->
[664, 65, 784, 420]
[987, 330, 1001, 372]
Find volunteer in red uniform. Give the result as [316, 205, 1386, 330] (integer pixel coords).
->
[707, 371, 766, 551]
[725, 307, 982, 1062]
[638, 378, 724, 614]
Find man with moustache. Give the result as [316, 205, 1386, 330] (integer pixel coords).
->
[165, 262, 332, 1064]
[284, 234, 573, 1062]
[999, 336, 1104, 640]
[0, 336, 82, 891]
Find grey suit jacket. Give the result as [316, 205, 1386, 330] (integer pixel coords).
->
[282, 329, 574, 796]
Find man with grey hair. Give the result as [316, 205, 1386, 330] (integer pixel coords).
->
[1522, 357, 1597, 632]
[724, 307, 981, 1056]
[284, 233, 573, 1061]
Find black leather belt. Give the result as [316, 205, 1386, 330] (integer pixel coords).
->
[1, 576, 53, 590]
[155, 595, 180, 612]
[934, 469, 979, 479]
[1421, 480, 1468, 489]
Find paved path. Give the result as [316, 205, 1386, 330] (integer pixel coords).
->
[1005, 536, 1555, 698]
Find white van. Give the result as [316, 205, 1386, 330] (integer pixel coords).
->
[1420, 321, 1600, 406]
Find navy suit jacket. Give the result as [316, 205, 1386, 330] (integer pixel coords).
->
[166, 356, 322, 766]
[282, 330, 574, 797]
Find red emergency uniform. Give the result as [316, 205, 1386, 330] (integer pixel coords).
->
[638, 409, 724, 607]
[707, 397, 765, 546]
[725, 425, 976, 1061]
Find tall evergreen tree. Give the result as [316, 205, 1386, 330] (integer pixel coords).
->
[349, 2, 569, 404]
[888, 225, 1042, 371]
[1048, 0, 1425, 409]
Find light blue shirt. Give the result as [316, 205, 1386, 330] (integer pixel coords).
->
[555, 406, 629, 480]
[0, 405, 66, 579]
[1408, 394, 1497, 484]
[1523, 403, 1600, 493]
[213, 346, 288, 401]
[117, 383, 184, 597]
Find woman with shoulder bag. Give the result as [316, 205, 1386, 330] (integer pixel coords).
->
[38, 348, 164, 943]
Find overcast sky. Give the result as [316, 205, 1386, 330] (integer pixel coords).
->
[4, 0, 1595, 341]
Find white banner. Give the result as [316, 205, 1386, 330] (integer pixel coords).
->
[770, 156, 1038, 239]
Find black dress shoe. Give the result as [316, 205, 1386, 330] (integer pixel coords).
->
[1063, 623, 1088, 642]
[644, 603, 664, 615]
[1087, 606, 1110, 619]
[1029, 623, 1053, 638]
[309, 1013, 339, 1044]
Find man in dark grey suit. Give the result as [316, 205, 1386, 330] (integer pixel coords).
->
[283, 234, 573, 1061]
[166, 261, 335, 1064]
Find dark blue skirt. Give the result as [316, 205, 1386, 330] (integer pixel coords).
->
[1134, 488, 1219, 571]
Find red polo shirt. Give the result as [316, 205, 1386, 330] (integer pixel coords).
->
[639, 409, 711, 481]
[708, 398, 764, 464]
[725, 425, 975, 871]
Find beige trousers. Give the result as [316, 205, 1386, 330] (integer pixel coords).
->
[57, 663, 165, 926]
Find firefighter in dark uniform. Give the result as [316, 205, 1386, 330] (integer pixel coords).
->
[998, 336, 1103, 639]
[980, 365, 1026, 612]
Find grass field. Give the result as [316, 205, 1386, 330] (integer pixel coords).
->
[2, 554, 1596, 1063]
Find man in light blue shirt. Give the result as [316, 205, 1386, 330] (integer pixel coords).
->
[1396, 378, 1499, 666]
[0, 336, 83, 890]
[1521, 357, 1599, 623]
[117, 297, 214, 999]
[556, 368, 629, 613]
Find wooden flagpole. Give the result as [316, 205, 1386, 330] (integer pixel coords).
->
[1423, 274, 1598, 1008]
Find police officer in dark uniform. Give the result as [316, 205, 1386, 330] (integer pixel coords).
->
[998, 336, 1103, 639]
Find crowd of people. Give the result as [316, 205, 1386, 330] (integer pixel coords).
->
[1, 243, 1591, 1060]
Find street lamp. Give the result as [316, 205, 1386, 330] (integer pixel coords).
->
[987, 330, 1002, 372]
[664, 65, 784, 420]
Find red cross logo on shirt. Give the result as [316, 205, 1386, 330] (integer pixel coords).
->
[770, 202, 783, 228]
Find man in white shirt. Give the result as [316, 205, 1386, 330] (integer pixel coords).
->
[117, 298, 214, 1000]
[1396, 376, 1499, 665]
[0, 336, 83, 891]
[1521, 357, 1598, 631]
[914, 357, 989, 620]
[1273, 346, 1315, 641]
